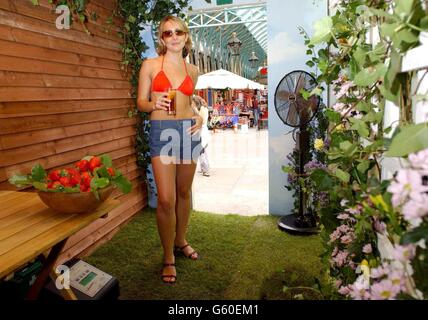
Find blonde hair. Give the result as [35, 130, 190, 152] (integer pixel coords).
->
[156, 16, 192, 58]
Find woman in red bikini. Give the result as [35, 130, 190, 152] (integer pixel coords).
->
[137, 16, 203, 284]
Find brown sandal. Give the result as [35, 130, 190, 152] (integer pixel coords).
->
[161, 263, 176, 284]
[174, 244, 199, 260]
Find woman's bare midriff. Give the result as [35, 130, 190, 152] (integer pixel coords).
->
[150, 91, 194, 120]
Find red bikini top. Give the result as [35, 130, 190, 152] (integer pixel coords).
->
[151, 56, 194, 96]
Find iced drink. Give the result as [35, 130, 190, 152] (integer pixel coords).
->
[167, 89, 176, 115]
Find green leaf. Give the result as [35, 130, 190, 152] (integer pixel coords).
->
[31, 164, 46, 182]
[96, 166, 110, 178]
[100, 154, 113, 167]
[32, 182, 47, 191]
[349, 118, 370, 138]
[334, 168, 350, 183]
[386, 123, 428, 157]
[353, 64, 387, 87]
[395, 0, 414, 16]
[357, 160, 370, 174]
[63, 186, 80, 193]
[381, 22, 401, 38]
[127, 15, 136, 23]
[339, 141, 353, 151]
[91, 177, 110, 189]
[8, 174, 31, 187]
[306, 60, 315, 68]
[402, 224, 428, 244]
[31, 0, 39, 5]
[282, 166, 293, 173]
[421, 16, 428, 30]
[353, 46, 368, 68]
[310, 169, 333, 191]
[309, 16, 332, 45]
[112, 175, 132, 194]
[369, 194, 389, 212]
[326, 109, 341, 123]
[300, 88, 311, 100]
[355, 101, 371, 113]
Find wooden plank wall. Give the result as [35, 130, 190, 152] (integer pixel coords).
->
[0, 0, 147, 263]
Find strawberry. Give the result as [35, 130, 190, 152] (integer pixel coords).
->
[51, 181, 62, 189]
[48, 169, 61, 181]
[79, 184, 88, 192]
[88, 156, 101, 172]
[67, 168, 79, 176]
[107, 167, 115, 176]
[80, 172, 91, 188]
[69, 173, 81, 186]
[75, 159, 89, 172]
[59, 176, 71, 187]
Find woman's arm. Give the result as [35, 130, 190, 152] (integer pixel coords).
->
[136, 59, 154, 113]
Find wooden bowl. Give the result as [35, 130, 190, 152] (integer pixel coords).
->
[37, 186, 114, 214]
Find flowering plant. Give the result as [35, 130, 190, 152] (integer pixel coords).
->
[298, 0, 428, 299]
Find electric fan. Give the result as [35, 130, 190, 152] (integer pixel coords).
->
[274, 70, 320, 234]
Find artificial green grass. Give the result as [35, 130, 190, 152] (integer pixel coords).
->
[85, 208, 327, 300]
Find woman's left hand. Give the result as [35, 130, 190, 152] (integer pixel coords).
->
[187, 114, 203, 135]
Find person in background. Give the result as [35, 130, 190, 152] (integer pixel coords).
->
[193, 96, 210, 177]
[252, 96, 260, 130]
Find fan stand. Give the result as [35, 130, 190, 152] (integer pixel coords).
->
[273, 70, 321, 235]
[277, 126, 319, 235]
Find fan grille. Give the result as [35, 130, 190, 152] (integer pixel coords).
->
[274, 70, 320, 127]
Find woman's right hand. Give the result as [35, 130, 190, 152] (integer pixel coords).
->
[153, 93, 171, 112]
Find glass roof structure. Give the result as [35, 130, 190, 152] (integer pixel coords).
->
[187, 1, 267, 80]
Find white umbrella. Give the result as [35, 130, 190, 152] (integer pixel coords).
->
[195, 69, 265, 90]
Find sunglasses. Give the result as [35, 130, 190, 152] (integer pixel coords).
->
[162, 29, 186, 38]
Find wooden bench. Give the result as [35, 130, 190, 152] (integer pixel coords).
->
[0, 191, 119, 300]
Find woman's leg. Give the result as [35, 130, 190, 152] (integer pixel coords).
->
[174, 161, 199, 259]
[151, 156, 177, 282]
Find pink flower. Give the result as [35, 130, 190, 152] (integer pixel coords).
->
[370, 279, 400, 300]
[338, 285, 351, 295]
[335, 279, 343, 289]
[349, 277, 370, 300]
[341, 234, 355, 245]
[362, 244, 373, 254]
[408, 148, 428, 173]
[332, 250, 349, 267]
[388, 269, 406, 290]
[371, 265, 387, 279]
[402, 192, 428, 227]
[388, 169, 428, 207]
[329, 0, 343, 9]
[345, 205, 362, 215]
[336, 81, 354, 99]
[332, 103, 352, 116]
[340, 199, 349, 207]
[392, 244, 416, 263]
[337, 213, 350, 220]
[329, 229, 342, 243]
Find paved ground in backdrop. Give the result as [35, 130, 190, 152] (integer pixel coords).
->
[193, 127, 268, 216]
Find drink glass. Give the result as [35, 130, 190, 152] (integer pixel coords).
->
[167, 89, 177, 116]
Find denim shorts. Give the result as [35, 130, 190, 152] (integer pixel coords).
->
[149, 119, 202, 163]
